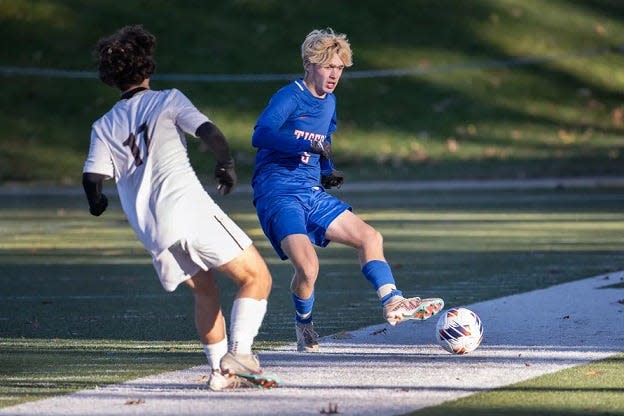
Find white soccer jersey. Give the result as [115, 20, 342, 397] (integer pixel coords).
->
[84, 88, 251, 291]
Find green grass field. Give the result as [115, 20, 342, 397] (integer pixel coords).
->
[410, 353, 624, 416]
[1, 187, 623, 413]
[1, 0, 624, 413]
[2, 0, 624, 184]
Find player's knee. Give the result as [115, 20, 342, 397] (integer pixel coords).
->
[361, 226, 383, 250]
[294, 262, 319, 285]
[255, 267, 273, 294]
[241, 261, 273, 294]
[186, 270, 218, 297]
[299, 268, 318, 284]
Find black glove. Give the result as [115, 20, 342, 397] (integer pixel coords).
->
[309, 140, 332, 159]
[321, 170, 344, 189]
[89, 194, 108, 216]
[215, 158, 236, 195]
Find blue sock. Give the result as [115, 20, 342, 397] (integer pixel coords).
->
[292, 292, 315, 324]
[362, 260, 403, 306]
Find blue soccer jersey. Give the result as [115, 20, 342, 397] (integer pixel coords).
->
[251, 79, 337, 200]
[251, 79, 349, 259]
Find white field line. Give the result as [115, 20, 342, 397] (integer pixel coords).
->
[1, 272, 623, 416]
[2, 176, 624, 196]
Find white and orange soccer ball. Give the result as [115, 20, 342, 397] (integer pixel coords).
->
[435, 307, 484, 354]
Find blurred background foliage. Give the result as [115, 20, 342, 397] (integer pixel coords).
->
[1, 0, 624, 186]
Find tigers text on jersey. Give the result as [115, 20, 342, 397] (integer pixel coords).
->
[83, 88, 251, 290]
[251, 79, 337, 201]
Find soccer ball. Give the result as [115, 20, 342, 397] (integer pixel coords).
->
[435, 307, 483, 354]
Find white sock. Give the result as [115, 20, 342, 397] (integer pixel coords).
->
[377, 283, 397, 299]
[229, 298, 267, 355]
[202, 337, 228, 372]
[297, 311, 312, 321]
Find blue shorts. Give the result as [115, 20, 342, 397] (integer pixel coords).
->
[255, 187, 351, 260]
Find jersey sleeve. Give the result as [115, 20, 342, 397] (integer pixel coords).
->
[252, 89, 312, 154]
[83, 130, 115, 179]
[320, 134, 335, 175]
[320, 109, 338, 175]
[329, 107, 337, 136]
[170, 89, 210, 136]
[320, 156, 335, 175]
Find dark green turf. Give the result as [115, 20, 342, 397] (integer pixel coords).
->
[1, 187, 623, 409]
[2, 188, 624, 342]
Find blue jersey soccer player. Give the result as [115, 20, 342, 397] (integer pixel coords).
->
[251, 28, 444, 352]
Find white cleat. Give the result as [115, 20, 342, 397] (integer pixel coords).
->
[383, 296, 444, 326]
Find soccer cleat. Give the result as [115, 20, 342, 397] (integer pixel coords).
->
[220, 352, 281, 389]
[207, 369, 256, 391]
[295, 321, 320, 352]
[383, 296, 444, 326]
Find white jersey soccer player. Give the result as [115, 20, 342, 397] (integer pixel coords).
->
[84, 88, 250, 291]
[83, 24, 280, 390]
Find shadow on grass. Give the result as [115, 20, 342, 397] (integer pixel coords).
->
[0, 338, 204, 408]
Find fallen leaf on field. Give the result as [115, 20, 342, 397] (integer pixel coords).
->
[370, 328, 388, 336]
[320, 402, 340, 414]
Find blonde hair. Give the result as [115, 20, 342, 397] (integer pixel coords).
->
[301, 28, 353, 69]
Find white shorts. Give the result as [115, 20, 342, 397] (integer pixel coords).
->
[152, 207, 252, 292]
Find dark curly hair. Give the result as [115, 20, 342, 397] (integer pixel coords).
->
[95, 25, 156, 91]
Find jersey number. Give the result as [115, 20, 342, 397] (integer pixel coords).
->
[123, 123, 150, 167]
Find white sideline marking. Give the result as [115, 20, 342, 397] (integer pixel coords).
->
[2, 176, 624, 196]
[1, 272, 622, 415]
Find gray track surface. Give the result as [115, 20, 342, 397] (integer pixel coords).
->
[1, 272, 623, 416]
